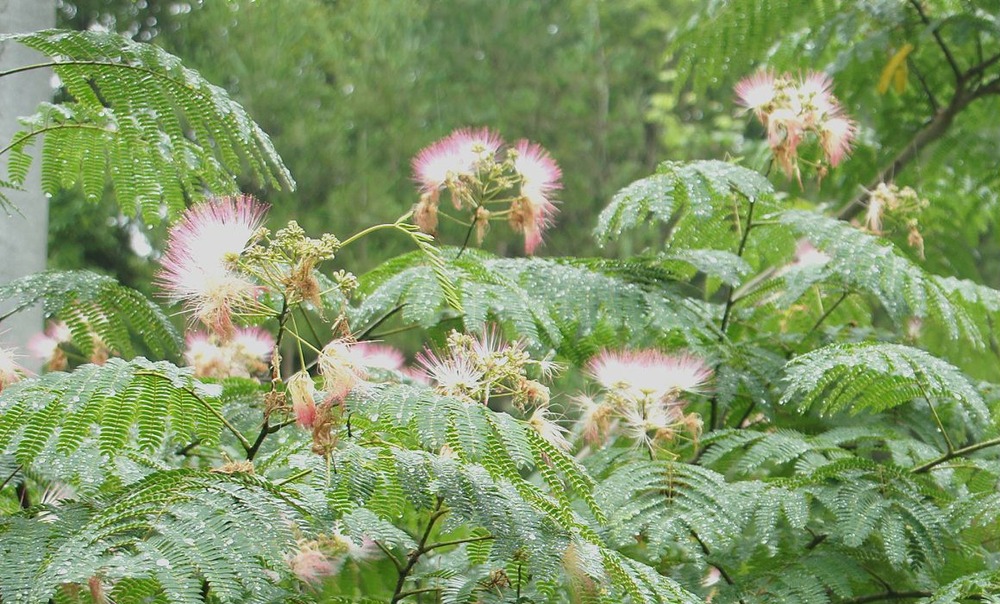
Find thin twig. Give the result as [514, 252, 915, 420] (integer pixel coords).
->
[375, 540, 404, 572]
[689, 528, 747, 604]
[0, 464, 23, 492]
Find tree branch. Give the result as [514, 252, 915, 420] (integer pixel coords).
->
[391, 497, 447, 603]
[912, 435, 1000, 473]
[842, 590, 932, 604]
[908, 0, 962, 81]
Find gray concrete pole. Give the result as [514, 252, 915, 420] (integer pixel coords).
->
[0, 0, 56, 369]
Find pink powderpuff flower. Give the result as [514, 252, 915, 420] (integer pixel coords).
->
[511, 140, 562, 254]
[352, 342, 406, 371]
[27, 321, 72, 370]
[819, 116, 856, 167]
[412, 127, 503, 200]
[734, 70, 778, 120]
[588, 349, 712, 404]
[794, 71, 836, 125]
[184, 327, 274, 378]
[791, 239, 830, 269]
[184, 332, 229, 378]
[156, 196, 269, 338]
[230, 326, 275, 364]
[287, 540, 337, 585]
[0, 345, 27, 391]
[287, 371, 319, 428]
[415, 346, 485, 402]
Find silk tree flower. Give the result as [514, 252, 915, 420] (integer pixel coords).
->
[0, 345, 26, 392]
[183, 327, 274, 379]
[287, 371, 319, 428]
[510, 139, 562, 254]
[317, 339, 368, 403]
[734, 69, 778, 121]
[819, 116, 856, 167]
[156, 196, 269, 338]
[735, 70, 856, 177]
[416, 347, 486, 402]
[287, 539, 337, 585]
[528, 406, 572, 451]
[27, 321, 72, 371]
[352, 342, 406, 371]
[412, 127, 503, 205]
[587, 349, 713, 404]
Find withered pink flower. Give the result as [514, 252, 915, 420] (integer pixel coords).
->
[510, 139, 562, 254]
[287, 371, 319, 428]
[317, 339, 368, 403]
[156, 196, 268, 338]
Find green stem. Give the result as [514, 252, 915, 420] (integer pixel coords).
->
[804, 290, 850, 339]
[710, 198, 756, 430]
[274, 468, 312, 486]
[421, 534, 493, 553]
[339, 220, 409, 249]
[0, 464, 22, 492]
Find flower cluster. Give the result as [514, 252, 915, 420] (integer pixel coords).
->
[183, 327, 275, 379]
[286, 528, 378, 586]
[27, 318, 112, 369]
[574, 349, 711, 451]
[735, 70, 856, 181]
[156, 196, 269, 338]
[285, 338, 409, 454]
[27, 321, 72, 371]
[412, 128, 562, 254]
[862, 182, 929, 258]
[0, 345, 26, 392]
[417, 327, 567, 448]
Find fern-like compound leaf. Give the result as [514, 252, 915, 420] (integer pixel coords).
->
[0, 358, 223, 473]
[0, 270, 180, 360]
[0, 29, 294, 218]
[781, 341, 990, 426]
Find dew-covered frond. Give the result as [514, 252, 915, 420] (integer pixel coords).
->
[669, 0, 843, 95]
[0, 469, 300, 603]
[781, 341, 990, 426]
[0, 358, 222, 473]
[352, 248, 719, 364]
[778, 210, 999, 349]
[0, 270, 180, 359]
[594, 160, 778, 254]
[1, 29, 293, 218]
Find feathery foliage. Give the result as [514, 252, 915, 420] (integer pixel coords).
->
[0, 270, 180, 359]
[0, 29, 293, 218]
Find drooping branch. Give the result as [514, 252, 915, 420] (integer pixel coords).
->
[912, 435, 1000, 473]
